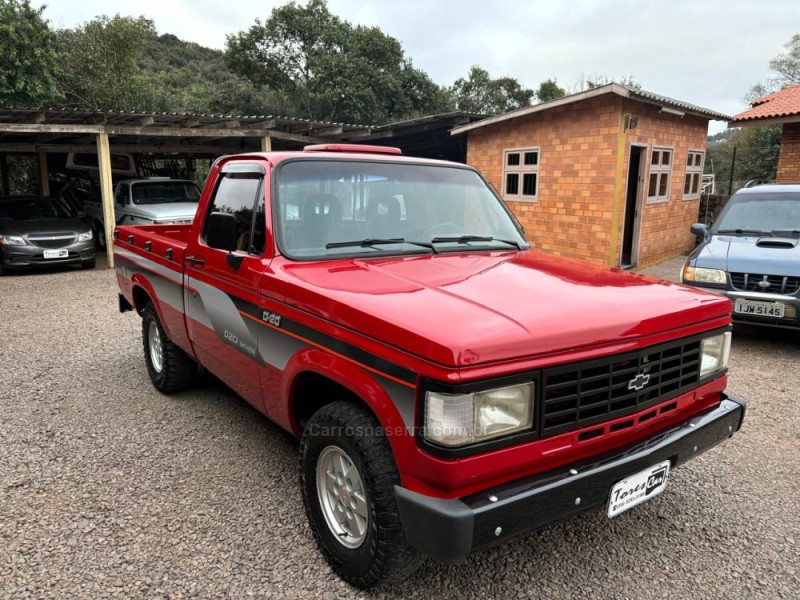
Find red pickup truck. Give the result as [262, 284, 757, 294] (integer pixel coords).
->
[114, 144, 744, 588]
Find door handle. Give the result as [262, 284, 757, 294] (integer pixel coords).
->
[186, 255, 205, 267]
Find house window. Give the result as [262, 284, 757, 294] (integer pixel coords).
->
[503, 148, 539, 201]
[683, 150, 705, 200]
[647, 147, 673, 203]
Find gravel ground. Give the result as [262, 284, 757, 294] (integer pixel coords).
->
[1, 261, 798, 599]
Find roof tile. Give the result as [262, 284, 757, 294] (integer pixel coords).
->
[732, 84, 800, 122]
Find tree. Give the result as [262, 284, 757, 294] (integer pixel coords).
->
[450, 66, 533, 115]
[56, 15, 157, 111]
[745, 33, 800, 102]
[769, 34, 800, 85]
[582, 74, 641, 91]
[0, 0, 60, 107]
[706, 126, 782, 194]
[225, 0, 448, 123]
[535, 79, 566, 103]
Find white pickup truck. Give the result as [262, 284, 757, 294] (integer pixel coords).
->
[85, 178, 202, 247]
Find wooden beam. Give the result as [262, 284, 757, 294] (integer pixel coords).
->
[261, 136, 272, 152]
[0, 143, 246, 154]
[136, 116, 155, 127]
[96, 133, 115, 268]
[0, 154, 8, 195]
[249, 118, 276, 128]
[33, 112, 46, 124]
[312, 124, 344, 136]
[38, 151, 49, 196]
[0, 123, 326, 143]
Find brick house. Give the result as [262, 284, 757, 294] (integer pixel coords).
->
[451, 84, 729, 268]
[731, 83, 800, 182]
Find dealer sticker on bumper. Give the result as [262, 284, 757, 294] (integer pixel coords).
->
[607, 460, 670, 518]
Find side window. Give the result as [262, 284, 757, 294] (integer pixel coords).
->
[203, 173, 264, 255]
[502, 148, 539, 202]
[683, 150, 705, 200]
[647, 147, 673, 203]
[115, 185, 130, 205]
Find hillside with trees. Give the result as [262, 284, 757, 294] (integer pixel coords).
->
[0, 0, 572, 123]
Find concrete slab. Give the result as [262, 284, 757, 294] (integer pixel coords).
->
[637, 255, 687, 283]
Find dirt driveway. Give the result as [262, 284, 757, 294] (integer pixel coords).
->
[1, 264, 798, 599]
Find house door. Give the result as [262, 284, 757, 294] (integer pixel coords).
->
[621, 145, 645, 268]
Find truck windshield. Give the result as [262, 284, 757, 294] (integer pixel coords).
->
[714, 193, 800, 235]
[131, 182, 202, 205]
[275, 159, 528, 259]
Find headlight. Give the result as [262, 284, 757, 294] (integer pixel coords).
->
[0, 235, 26, 246]
[424, 382, 534, 447]
[700, 332, 732, 378]
[682, 265, 727, 285]
[78, 231, 93, 242]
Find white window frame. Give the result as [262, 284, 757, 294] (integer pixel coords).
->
[683, 150, 705, 200]
[646, 146, 674, 203]
[502, 147, 540, 202]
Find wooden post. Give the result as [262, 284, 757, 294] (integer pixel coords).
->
[261, 136, 272, 152]
[38, 151, 50, 196]
[0, 153, 9, 195]
[97, 133, 115, 268]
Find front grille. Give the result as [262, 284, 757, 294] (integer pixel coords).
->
[29, 236, 75, 249]
[730, 272, 800, 295]
[540, 337, 702, 437]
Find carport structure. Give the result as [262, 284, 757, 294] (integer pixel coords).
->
[0, 108, 483, 266]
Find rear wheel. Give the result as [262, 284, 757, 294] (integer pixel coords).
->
[300, 401, 423, 588]
[142, 302, 196, 393]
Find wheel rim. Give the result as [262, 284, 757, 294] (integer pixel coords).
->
[148, 321, 164, 373]
[316, 445, 369, 549]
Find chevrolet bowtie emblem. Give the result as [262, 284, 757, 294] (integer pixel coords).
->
[628, 373, 651, 391]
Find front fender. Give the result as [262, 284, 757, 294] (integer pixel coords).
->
[281, 347, 417, 475]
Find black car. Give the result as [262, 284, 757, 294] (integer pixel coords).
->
[0, 196, 96, 274]
[681, 184, 800, 329]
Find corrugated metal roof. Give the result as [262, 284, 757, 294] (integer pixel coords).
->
[731, 84, 800, 123]
[0, 106, 375, 132]
[451, 83, 731, 136]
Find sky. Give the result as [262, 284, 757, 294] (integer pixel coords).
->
[34, 0, 800, 134]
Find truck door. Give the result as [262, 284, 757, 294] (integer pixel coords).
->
[184, 161, 270, 411]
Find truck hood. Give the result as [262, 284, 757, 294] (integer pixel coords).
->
[694, 234, 800, 275]
[279, 251, 730, 367]
[128, 202, 198, 221]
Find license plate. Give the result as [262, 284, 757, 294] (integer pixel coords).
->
[43, 249, 69, 259]
[608, 460, 670, 518]
[734, 298, 785, 318]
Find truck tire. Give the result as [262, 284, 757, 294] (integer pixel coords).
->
[142, 302, 196, 393]
[300, 401, 424, 588]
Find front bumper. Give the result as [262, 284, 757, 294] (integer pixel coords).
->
[396, 395, 745, 563]
[1, 240, 95, 269]
[722, 290, 800, 329]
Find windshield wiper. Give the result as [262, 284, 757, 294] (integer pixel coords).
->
[325, 238, 437, 253]
[717, 229, 774, 237]
[770, 229, 800, 237]
[430, 235, 522, 249]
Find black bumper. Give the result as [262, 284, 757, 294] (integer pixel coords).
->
[396, 395, 745, 563]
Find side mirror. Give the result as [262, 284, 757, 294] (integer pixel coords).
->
[690, 223, 708, 236]
[206, 212, 237, 252]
